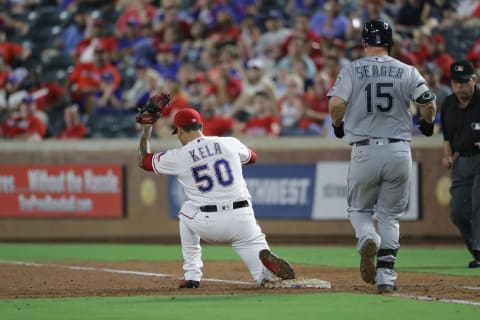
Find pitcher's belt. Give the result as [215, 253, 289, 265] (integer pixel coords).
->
[200, 200, 249, 212]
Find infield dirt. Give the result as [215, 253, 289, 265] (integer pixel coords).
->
[1, 261, 479, 302]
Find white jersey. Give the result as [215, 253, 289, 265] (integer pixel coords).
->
[151, 136, 253, 206]
[327, 55, 427, 144]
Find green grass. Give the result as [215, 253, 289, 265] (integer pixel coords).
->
[0, 293, 478, 320]
[0, 243, 184, 262]
[0, 243, 477, 277]
[0, 243, 479, 320]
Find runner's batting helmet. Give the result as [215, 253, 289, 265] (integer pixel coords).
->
[362, 20, 393, 48]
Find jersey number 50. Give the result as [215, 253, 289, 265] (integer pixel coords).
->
[365, 82, 394, 113]
[191, 159, 234, 192]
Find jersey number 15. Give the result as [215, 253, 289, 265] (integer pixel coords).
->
[365, 82, 394, 113]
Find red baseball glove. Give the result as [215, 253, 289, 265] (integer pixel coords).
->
[135, 93, 171, 125]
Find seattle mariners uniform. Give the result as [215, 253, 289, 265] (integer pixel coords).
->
[137, 108, 295, 288]
[327, 20, 437, 293]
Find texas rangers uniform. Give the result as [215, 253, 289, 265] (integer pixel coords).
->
[328, 55, 431, 287]
[150, 135, 275, 284]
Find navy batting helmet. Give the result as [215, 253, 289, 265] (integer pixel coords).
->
[362, 20, 393, 48]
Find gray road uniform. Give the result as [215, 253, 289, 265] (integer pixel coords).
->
[327, 55, 430, 286]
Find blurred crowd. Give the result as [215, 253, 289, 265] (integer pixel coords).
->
[1, 0, 480, 141]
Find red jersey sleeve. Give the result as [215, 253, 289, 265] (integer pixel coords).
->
[142, 153, 154, 171]
[245, 147, 257, 165]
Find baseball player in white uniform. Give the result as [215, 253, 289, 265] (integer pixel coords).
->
[327, 20, 437, 293]
[137, 107, 295, 288]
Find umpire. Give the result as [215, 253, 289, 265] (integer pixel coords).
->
[441, 60, 480, 268]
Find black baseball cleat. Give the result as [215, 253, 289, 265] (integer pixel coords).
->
[360, 239, 377, 285]
[178, 279, 200, 288]
[377, 284, 398, 294]
[259, 249, 295, 280]
[468, 260, 480, 268]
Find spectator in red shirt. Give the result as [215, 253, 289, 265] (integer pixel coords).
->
[390, 33, 419, 66]
[160, 76, 191, 119]
[56, 104, 86, 139]
[0, 95, 46, 141]
[240, 91, 280, 137]
[301, 72, 332, 136]
[24, 70, 67, 112]
[280, 11, 322, 58]
[155, 76, 192, 137]
[153, 1, 191, 43]
[0, 27, 27, 66]
[207, 8, 241, 49]
[411, 29, 432, 65]
[0, 57, 8, 89]
[207, 46, 242, 110]
[467, 38, 480, 68]
[430, 33, 453, 84]
[115, 0, 158, 36]
[74, 18, 117, 63]
[200, 93, 234, 137]
[67, 45, 121, 114]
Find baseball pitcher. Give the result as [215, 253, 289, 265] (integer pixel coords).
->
[136, 95, 295, 288]
[327, 20, 437, 293]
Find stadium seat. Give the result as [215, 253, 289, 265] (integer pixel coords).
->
[29, 6, 66, 27]
[85, 114, 138, 138]
[26, 25, 54, 42]
[43, 55, 75, 72]
[41, 69, 68, 84]
[45, 106, 66, 138]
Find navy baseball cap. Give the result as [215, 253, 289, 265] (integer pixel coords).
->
[135, 59, 149, 69]
[7, 74, 19, 84]
[267, 9, 282, 20]
[22, 95, 34, 104]
[101, 71, 114, 82]
[450, 60, 475, 82]
[127, 17, 139, 26]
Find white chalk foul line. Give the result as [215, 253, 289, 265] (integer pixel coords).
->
[2, 260, 480, 305]
[0, 260, 173, 278]
[457, 285, 480, 291]
[0, 260, 253, 285]
[394, 293, 480, 306]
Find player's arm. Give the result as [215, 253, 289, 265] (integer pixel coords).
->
[136, 93, 171, 170]
[328, 96, 347, 138]
[413, 84, 437, 136]
[137, 124, 154, 171]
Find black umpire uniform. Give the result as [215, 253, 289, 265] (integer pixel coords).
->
[440, 60, 480, 268]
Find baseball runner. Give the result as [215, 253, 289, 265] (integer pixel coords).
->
[327, 20, 437, 293]
[136, 95, 295, 288]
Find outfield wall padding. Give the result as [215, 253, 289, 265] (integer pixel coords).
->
[0, 136, 459, 242]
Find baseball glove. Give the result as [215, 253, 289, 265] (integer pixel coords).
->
[135, 93, 171, 125]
